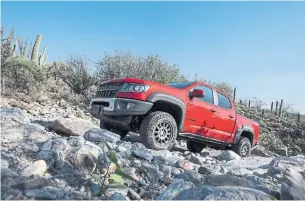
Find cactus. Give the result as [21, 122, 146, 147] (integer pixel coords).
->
[271, 102, 273, 114]
[248, 100, 251, 108]
[275, 101, 279, 116]
[43, 55, 48, 66]
[38, 45, 47, 66]
[279, 99, 283, 117]
[12, 37, 18, 56]
[261, 109, 265, 117]
[31, 33, 42, 62]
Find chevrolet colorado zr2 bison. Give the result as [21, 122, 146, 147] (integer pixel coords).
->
[89, 78, 260, 157]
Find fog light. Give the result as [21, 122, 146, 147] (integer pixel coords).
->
[118, 101, 135, 109]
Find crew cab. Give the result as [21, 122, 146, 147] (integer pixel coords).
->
[89, 77, 260, 157]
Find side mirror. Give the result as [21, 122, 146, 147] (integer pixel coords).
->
[190, 89, 204, 98]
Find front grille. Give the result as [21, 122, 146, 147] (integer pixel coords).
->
[96, 82, 123, 98]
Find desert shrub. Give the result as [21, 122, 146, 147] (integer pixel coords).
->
[213, 82, 234, 98]
[49, 55, 97, 95]
[188, 73, 234, 97]
[1, 56, 46, 95]
[95, 50, 187, 84]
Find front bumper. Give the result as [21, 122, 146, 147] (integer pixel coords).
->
[89, 97, 153, 119]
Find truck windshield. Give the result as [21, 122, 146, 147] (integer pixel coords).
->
[167, 82, 194, 89]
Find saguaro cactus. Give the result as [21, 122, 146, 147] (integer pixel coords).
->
[38, 45, 47, 66]
[248, 100, 251, 108]
[12, 37, 18, 56]
[233, 87, 236, 102]
[261, 109, 265, 117]
[31, 33, 42, 62]
[275, 101, 279, 116]
[43, 55, 48, 66]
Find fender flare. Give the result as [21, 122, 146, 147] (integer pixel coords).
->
[147, 92, 186, 131]
[233, 125, 255, 146]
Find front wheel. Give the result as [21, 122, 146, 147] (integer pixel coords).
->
[232, 136, 251, 157]
[139, 111, 177, 150]
[99, 120, 129, 138]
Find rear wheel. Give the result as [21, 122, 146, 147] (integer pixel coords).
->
[139, 111, 177, 150]
[232, 136, 251, 157]
[187, 141, 207, 153]
[99, 120, 129, 138]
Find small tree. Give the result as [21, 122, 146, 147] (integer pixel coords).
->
[95, 50, 187, 84]
[251, 97, 267, 109]
[53, 55, 96, 95]
[213, 82, 234, 98]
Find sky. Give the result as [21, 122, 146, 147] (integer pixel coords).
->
[2, 1, 305, 113]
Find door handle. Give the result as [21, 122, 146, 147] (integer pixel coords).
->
[229, 115, 234, 118]
[210, 108, 216, 112]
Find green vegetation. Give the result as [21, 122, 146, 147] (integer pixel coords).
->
[1, 27, 235, 99]
[88, 142, 138, 197]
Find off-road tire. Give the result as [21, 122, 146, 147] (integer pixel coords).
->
[99, 120, 129, 138]
[232, 136, 251, 157]
[139, 111, 177, 150]
[186, 141, 207, 153]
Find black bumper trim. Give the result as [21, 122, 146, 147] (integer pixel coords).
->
[90, 97, 153, 117]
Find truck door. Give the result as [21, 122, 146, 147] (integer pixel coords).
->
[184, 85, 217, 138]
[208, 90, 236, 142]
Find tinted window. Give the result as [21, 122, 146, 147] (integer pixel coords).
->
[217, 92, 231, 109]
[167, 82, 194, 89]
[194, 86, 214, 104]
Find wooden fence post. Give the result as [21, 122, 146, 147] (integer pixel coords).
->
[297, 113, 301, 123]
[279, 99, 283, 117]
[271, 102, 273, 114]
[233, 87, 236, 102]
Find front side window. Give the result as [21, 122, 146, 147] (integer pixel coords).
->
[193, 85, 214, 104]
[217, 92, 231, 109]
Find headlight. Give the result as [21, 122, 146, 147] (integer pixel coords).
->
[118, 83, 150, 93]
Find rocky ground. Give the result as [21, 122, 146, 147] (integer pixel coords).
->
[236, 104, 305, 156]
[1, 96, 305, 200]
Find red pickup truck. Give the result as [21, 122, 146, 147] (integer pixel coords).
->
[89, 77, 260, 157]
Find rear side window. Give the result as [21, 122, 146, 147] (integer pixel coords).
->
[217, 92, 231, 109]
[194, 86, 214, 104]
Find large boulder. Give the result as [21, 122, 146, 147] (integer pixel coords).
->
[202, 175, 254, 187]
[281, 168, 305, 200]
[0, 107, 30, 129]
[84, 128, 121, 143]
[268, 155, 305, 179]
[216, 150, 241, 161]
[175, 170, 203, 184]
[251, 145, 276, 157]
[156, 179, 194, 200]
[66, 141, 104, 174]
[49, 117, 98, 136]
[172, 184, 274, 200]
